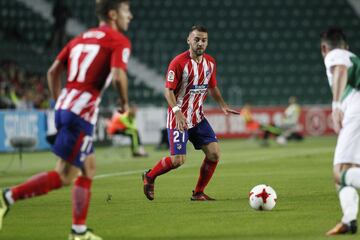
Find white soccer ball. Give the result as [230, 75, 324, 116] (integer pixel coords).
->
[249, 184, 277, 211]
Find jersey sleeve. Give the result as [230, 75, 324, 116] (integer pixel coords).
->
[324, 49, 352, 70]
[111, 41, 131, 71]
[56, 43, 70, 64]
[165, 58, 182, 89]
[208, 59, 217, 88]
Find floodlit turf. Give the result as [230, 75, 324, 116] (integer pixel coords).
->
[0, 136, 359, 239]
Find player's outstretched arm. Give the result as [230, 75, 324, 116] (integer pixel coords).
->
[112, 67, 129, 113]
[47, 60, 65, 101]
[209, 87, 240, 115]
[331, 64, 348, 133]
[164, 88, 187, 131]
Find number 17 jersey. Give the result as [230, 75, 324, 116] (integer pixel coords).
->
[55, 24, 131, 125]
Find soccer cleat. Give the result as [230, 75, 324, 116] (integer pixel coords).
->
[0, 189, 10, 231]
[68, 229, 103, 240]
[142, 170, 154, 200]
[191, 191, 216, 201]
[326, 220, 357, 236]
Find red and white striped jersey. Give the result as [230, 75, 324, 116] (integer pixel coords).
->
[166, 50, 217, 129]
[55, 24, 131, 125]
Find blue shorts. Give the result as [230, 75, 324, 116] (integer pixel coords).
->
[52, 110, 94, 168]
[167, 118, 218, 155]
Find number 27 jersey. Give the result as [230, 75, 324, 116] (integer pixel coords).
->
[55, 24, 131, 125]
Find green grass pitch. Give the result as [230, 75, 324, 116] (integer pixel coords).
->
[0, 136, 359, 239]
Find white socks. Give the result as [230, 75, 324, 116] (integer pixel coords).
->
[4, 190, 14, 205]
[344, 168, 360, 188]
[339, 186, 359, 224]
[72, 224, 87, 234]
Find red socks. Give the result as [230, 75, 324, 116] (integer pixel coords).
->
[11, 171, 62, 201]
[72, 176, 92, 225]
[147, 156, 218, 193]
[9, 171, 92, 226]
[147, 156, 175, 180]
[195, 158, 219, 193]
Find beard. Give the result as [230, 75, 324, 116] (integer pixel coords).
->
[194, 48, 204, 56]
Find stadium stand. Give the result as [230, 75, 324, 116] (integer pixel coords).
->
[1, 0, 360, 106]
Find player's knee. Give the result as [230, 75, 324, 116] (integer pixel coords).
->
[171, 155, 186, 167]
[206, 151, 220, 162]
[59, 174, 75, 186]
[83, 168, 96, 179]
[333, 164, 346, 185]
[333, 170, 341, 185]
[83, 155, 97, 179]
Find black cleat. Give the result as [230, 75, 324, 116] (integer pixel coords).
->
[191, 190, 216, 201]
[142, 170, 154, 200]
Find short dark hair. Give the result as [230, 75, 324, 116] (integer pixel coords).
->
[320, 27, 347, 49]
[189, 25, 208, 35]
[96, 0, 129, 21]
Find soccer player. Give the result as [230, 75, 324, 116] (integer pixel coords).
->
[0, 0, 133, 239]
[320, 28, 360, 236]
[106, 104, 148, 157]
[274, 96, 303, 145]
[142, 25, 239, 201]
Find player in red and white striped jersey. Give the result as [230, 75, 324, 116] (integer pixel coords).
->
[0, 1, 132, 239]
[165, 49, 217, 129]
[54, 20, 131, 124]
[142, 25, 239, 201]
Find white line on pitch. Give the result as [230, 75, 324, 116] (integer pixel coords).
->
[94, 147, 332, 180]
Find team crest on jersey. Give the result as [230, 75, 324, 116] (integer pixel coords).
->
[177, 144, 182, 150]
[122, 48, 130, 64]
[206, 70, 211, 78]
[167, 70, 175, 82]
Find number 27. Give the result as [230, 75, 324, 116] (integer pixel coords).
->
[173, 131, 185, 143]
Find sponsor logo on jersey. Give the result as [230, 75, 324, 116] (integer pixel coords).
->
[122, 48, 130, 64]
[167, 70, 175, 82]
[177, 144, 182, 150]
[189, 84, 208, 94]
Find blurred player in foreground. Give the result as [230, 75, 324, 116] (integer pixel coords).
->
[142, 25, 239, 201]
[321, 28, 359, 236]
[107, 104, 148, 157]
[0, 1, 133, 239]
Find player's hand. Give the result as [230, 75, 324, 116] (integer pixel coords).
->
[332, 108, 344, 134]
[117, 102, 129, 114]
[221, 106, 240, 115]
[175, 111, 187, 132]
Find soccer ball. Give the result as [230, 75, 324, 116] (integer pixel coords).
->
[249, 184, 277, 211]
